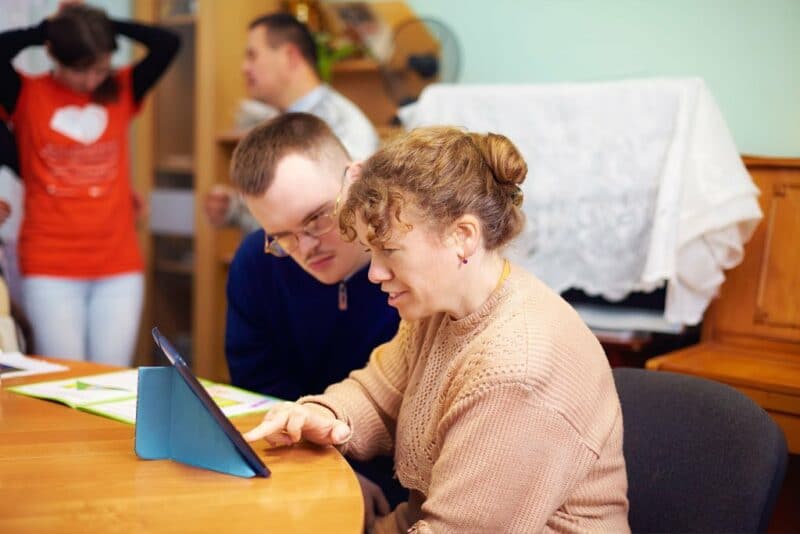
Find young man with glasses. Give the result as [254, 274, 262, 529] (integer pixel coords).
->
[228, 112, 404, 526]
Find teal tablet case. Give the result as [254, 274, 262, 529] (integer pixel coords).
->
[134, 366, 258, 478]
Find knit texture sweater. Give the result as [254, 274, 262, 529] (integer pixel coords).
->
[301, 265, 630, 533]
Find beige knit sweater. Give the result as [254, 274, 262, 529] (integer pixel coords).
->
[301, 265, 630, 533]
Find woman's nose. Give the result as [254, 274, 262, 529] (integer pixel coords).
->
[368, 258, 391, 284]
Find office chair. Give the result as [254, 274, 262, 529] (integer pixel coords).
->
[613, 368, 787, 533]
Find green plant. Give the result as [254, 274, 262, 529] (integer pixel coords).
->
[315, 32, 360, 83]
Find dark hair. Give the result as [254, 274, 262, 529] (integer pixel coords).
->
[47, 4, 119, 103]
[249, 13, 319, 77]
[340, 127, 527, 251]
[230, 112, 348, 196]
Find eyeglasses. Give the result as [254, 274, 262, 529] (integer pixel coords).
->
[264, 166, 349, 257]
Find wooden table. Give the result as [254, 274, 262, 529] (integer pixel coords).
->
[0, 359, 363, 533]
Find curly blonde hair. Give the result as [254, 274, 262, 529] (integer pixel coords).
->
[339, 126, 527, 250]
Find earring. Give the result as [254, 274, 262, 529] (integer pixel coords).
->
[460, 255, 468, 265]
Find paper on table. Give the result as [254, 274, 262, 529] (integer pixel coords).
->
[0, 352, 69, 379]
[8, 368, 281, 425]
[9, 369, 139, 407]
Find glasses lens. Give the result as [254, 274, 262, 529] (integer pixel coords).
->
[306, 212, 335, 237]
[273, 235, 298, 256]
[264, 236, 292, 257]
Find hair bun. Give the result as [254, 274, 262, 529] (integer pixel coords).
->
[471, 132, 527, 187]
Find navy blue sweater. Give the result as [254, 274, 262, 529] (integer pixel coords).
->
[226, 229, 400, 401]
[226, 230, 406, 505]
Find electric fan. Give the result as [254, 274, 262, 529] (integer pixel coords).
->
[379, 17, 462, 109]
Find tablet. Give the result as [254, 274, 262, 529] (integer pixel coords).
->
[151, 327, 270, 477]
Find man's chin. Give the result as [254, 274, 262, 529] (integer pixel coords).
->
[302, 259, 341, 285]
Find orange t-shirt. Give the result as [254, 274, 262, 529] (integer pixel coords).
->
[10, 67, 143, 278]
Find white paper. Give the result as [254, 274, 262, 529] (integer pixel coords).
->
[0, 351, 68, 379]
[10, 369, 138, 406]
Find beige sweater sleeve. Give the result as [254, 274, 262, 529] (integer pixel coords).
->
[298, 321, 414, 460]
[385, 381, 600, 534]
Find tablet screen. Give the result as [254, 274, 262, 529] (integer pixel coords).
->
[152, 327, 270, 477]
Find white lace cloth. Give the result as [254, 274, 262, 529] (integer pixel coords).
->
[399, 79, 762, 326]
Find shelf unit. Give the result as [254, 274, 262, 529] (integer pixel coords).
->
[133, 0, 279, 379]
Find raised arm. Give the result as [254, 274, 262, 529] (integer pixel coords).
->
[113, 20, 180, 104]
[0, 21, 47, 115]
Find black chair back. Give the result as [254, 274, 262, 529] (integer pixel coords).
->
[613, 368, 787, 533]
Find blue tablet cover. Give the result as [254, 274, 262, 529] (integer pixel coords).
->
[134, 366, 259, 478]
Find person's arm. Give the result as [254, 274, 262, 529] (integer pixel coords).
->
[377, 383, 601, 534]
[112, 20, 180, 104]
[0, 121, 19, 176]
[0, 21, 47, 115]
[225, 232, 304, 400]
[297, 320, 414, 461]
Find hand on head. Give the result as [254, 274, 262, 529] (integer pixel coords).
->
[55, 0, 84, 15]
[243, 401, 351, 447]
[204, 185, 234, 228]
[0, 199, 11, 225]
[131, 191, 148, 222]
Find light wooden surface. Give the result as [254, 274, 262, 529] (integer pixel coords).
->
[0, 359, 363, 533]
[647, 156, 800, 453]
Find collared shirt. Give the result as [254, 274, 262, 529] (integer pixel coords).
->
[287, 84, 379, 160]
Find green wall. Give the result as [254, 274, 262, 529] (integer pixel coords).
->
[407, 0, 799, 157]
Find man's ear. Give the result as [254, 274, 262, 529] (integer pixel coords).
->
[283, 42, 303, 69]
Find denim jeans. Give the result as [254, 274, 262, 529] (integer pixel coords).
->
[23, 272, 144, 365]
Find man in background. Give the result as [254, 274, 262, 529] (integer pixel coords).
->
[204, 13, 378, 232]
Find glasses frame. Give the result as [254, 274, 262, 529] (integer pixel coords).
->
[263, 166, 349, 257]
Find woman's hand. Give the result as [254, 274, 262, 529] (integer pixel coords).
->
[243, 401, 351, 447]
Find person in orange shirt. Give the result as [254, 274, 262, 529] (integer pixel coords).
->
[0, 4, 179, 364]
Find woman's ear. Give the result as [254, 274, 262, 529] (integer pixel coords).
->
[450, 214, 481, 259]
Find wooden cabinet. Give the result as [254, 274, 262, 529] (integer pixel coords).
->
[647, 157, 800, 452]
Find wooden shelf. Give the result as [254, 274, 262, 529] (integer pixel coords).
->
[216, 130, 246, 145]
[333, 57, 381, 74]
[159, 14, 195, 27]
[154, 259, 194, 275]
[156, 154, 194, 174]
